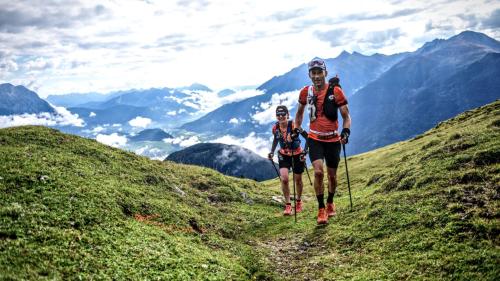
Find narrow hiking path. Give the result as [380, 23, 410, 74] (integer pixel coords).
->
[254, 182, 345, 280]
[259, 235, 328, 281]
[254, 208, 343, 281]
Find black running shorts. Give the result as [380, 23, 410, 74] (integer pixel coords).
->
[308, 138, 341, 168]
[278, 153, 305, 174]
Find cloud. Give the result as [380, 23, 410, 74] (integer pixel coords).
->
[229, 118, 239, 124]
[346, 8, 424, 21]
[482, 9, 500, 29]
[166, 110, 177, 116]
[128, 116, 151, 128]
[96, 133, 127, 148]
[2, 0, 499, 96]
[456, 14, 479, 29]
[146, 33, 198, 49]
[134, 145, 168, 160]
[252, 90, 299, 125]
[0, 105, 84, 128]
[0, 2, 111, 33]
[76, 40, 135, 50]
[92, 126, 105, 134]
[220, 89, 265, 104]
[211, 132, 271, 158]
[176, 0, 210, 11]
[89, 112, 96, 117]
[24, 57, 54, 71]
[294, 8, 424, 30]
[0, 57, 19, 74]
[360, 28, 405, 49]
[269, 8, 309, 22]
[176, 89, 265, 115]
[163, 135, 200, 147]
[315, 29, 351, 47]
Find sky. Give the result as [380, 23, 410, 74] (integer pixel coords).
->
[1, 0, 499, 97]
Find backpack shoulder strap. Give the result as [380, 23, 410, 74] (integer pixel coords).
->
[287, 120, 293, 133]
[307, 85, 314, 100]
[275, 122, 283, 139]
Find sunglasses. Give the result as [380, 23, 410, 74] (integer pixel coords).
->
[308, 60, 325, 68]
[276, 113, 287, 117]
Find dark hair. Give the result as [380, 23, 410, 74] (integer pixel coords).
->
[276, 105, 288, 115]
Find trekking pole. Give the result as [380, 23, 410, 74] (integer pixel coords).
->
[342, 143, 353, 211]
[291, 150, 297, 223]
[269, 158, 280, 180]
[304, 164, 312, 186]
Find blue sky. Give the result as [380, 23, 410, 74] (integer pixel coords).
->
[1, 0, 499, 97]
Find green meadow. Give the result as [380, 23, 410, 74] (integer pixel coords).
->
[1, 101, 499, 280]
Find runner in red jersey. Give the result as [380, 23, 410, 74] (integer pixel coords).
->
[294, 58, 351, 225]
[268, 105, 307, 215]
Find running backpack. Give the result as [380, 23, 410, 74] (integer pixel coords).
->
[323, 77, 341, 121]
[274, 120, 300, 150]
[307, 77, 342, 122]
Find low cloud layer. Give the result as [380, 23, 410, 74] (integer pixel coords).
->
[1, 0, 497, 96]
[134, 145, 169, 161]
[163, 135, 200, 147]
[0, 105, 84, 128]
[252, 90, 299, 125]
[96, 133, 127, 148]
[128, 116, 151, 128]
[211, 132, 271, 158]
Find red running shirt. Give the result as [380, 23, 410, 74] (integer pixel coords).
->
[298, 83, 348, 142]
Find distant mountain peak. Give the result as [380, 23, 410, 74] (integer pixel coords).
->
[0, 83, 55, 115]
[449, 30, 500, 47]
[129, 128, 173, 142]
[0, 83, 14, 89]
[337, 50, 351, 58]
[166, 142, 277, 181]
[454, 30, 491, 40]
[417, 30, 500, 55]
[217, 88, 236, 97]
[178, 83, 212, 92]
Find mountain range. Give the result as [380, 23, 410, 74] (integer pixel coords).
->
[258, 51, 409, 97]
[181, 31, 500, 155]
[1, 30, 499, 165]
[0, 83, 55, 115]
[166, 143, 278, 181]
[348, 31, 500, 154]
[180, 50, 409, 137]
[46, 91, 122, 108]
[1, 100, 498, 279]
[129, 128, 173, 142]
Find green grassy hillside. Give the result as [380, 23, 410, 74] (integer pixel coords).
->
[258, 100, 500, 280]
[1, 101, 499, 280]
[0, 126, 279, 280]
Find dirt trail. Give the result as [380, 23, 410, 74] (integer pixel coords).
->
[259, 227, 333, 281]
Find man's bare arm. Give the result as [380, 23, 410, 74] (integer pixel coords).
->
[294, 103, 306, 129]
[339, 105, 351, 130]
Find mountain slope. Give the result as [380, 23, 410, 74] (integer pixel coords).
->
[180, 51, 408, 137]
[1, 100, 498, 279]
[349, 31, 500, 154]
[46, 92, 121, 108]
[180, 95, 271, 137]
[180, 31, 499, 146]
[0, 83, 55, 115]
[257, 100, 499, 280]
[166, 143, 278, 181]
[129, 128, 173, 142]
[0, 126, 278, 279]
[258, 51, 408, 96]
[68, 104, 154, 127]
